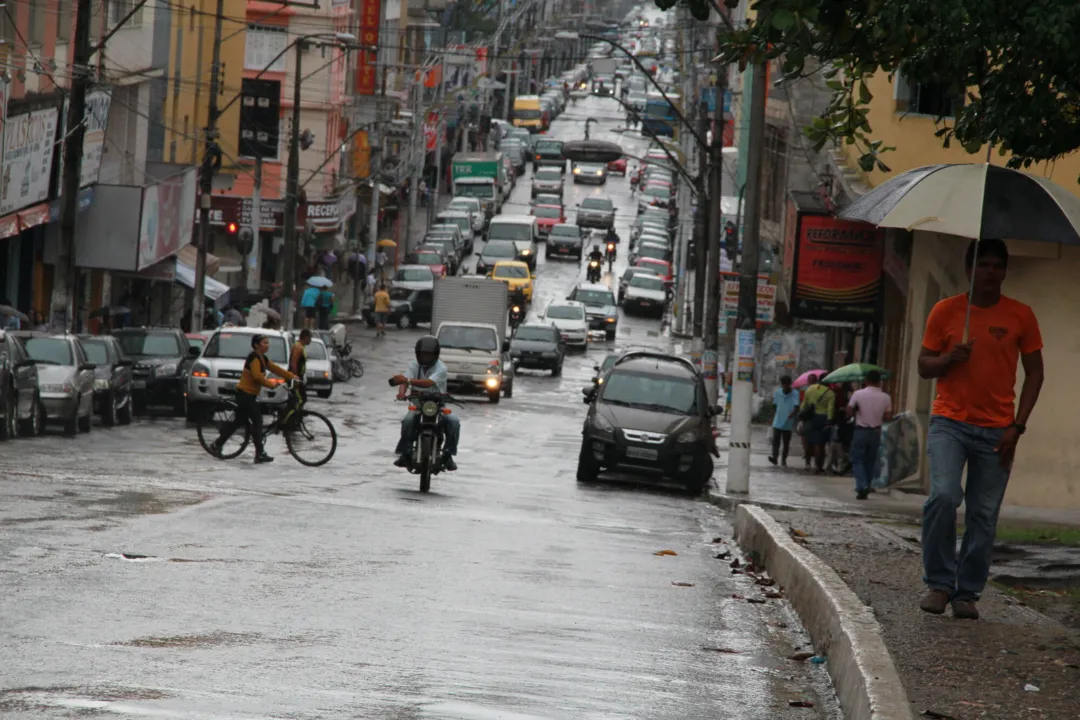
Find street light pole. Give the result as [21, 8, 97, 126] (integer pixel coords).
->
[282, 39, 304, 331]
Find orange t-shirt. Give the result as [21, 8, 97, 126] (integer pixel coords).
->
[922, 294, 1042, 428]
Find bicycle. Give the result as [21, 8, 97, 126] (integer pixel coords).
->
[196, 382, 338, 467]
[331, 342, 365, 382]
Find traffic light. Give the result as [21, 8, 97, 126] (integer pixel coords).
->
[226, 221, 239, 235]
[724, 221, 738, 261]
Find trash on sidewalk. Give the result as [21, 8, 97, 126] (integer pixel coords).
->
[653, 549, 678, 556]
[671, 581, 694, 587]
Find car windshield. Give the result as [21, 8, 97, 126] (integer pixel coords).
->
[535, 195, 562, 207]
[532, 206, 561, 219]
[396, 268, 433, 282]
[388, 287, 414, 301]
[448, 201, 476, 214]
[482, 242, 517, 257]
[638, 246, 669, 260]
[439, 215, 470, 232]
[630, 274, 666, 291]
[550, 225, 578, 238]
[494, 264, 529, 279]
[514, 327, 555, 343]
[600, 370, 697, 414]
[515, 109, 542, 119]
[536, 140, 562, 153]
[425, 239, 455, 253]
[24, 337, 74, 365]
[204, 332, 288, 363]
[545, 305, 585, 320]
[306, 342, 328, 361]
[439, 325, 499, 352]
[574, 289, 616, 306]
[409, 253, 442, 266]
[535, 169, 562, 180]
[581, 198, 612, 211]
[489, 223, 533, 242]
[455, 184, 495, 199]
[187, 336, 207, 351]
[116, 332, 182, 357]
[80, 340, 110, 365]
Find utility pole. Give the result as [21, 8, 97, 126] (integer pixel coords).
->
[366, 127, 382, 271]
[429, 75, 445, 227]
[51, 0, 93, 332]
[246, 157, 263, 292]
[282, 40, 305, 330]
[692, 98, 708, 341]
[725, 61, 768, 495]
[405, 81, 421, 254]
[702, 66, 728, 413]
[191, 0, 226, 332]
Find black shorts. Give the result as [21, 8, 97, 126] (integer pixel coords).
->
[304, 307, 317, 319]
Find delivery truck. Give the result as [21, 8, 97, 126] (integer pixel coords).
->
[431, 277, 513, 403]
[451, 152, 506, 226]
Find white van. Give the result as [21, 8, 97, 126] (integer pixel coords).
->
[487, 215, 540, 270]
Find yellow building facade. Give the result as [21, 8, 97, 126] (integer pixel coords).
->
[842, 72, 1080, 511]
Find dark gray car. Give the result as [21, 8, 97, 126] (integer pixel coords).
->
[576, 197, 616, 230]
[578, 352, 718, 493]
[545, 223, 585, 260]
[509, 323, 565, 375]
[0, 330, 42, 439]
[567, 282, 618, 339]
[78, 335, 134, 426]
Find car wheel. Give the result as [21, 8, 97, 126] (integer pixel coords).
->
[101, 392, 117, 427]
[397, 313, 411, 330]
[683, 452, 715, 496]
[317, 389, 332, 399]
[551, 360, 562, 377]
[576, 440, 600, 482]
[0, 390, 14, 441]
[19, 394, 43, 436]
[502, 381, 513, 399]
[117, 395, 133, 425]
[606, 328, 617, 341]
[487, 389, 501, 404]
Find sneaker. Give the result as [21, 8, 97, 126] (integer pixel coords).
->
[210, 441, 225, 458]
[254, 453, 274, 464]
[767, 456, 777, 465]
[919, 588, 950, 615]
[394, 453, 411, 468]
[781, 459, 788, 467]
[952, 599, 980, 620]
[856, 490, 869, 500]
[442, 454, 458, 472]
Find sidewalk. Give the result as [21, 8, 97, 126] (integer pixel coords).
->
[714, 423, 1080, 720]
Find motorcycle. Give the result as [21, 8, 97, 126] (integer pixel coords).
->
[331, 340, 365, 381]
[509, 305, 524, 331]
[586, 259, 602, 283]
[392, 385, 461, 493]
[605, 242, 617, 271]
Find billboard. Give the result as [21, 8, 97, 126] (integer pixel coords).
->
[790, 213, 884, 322]
[137, 166, 197, 270]
[355, 0, 381, 96]
[1, 107, 59, 215]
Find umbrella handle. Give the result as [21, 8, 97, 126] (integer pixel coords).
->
[963, 240, 979, 343]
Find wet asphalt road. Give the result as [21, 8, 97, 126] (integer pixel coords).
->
[0, 94, 840, 719]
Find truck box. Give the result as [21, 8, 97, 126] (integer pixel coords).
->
[432, 277, 510, 401]
[451, 152, 506, 220]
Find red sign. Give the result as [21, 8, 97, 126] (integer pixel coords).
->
[424, 111, 439, 152]
[359, 0, 381, 31]
[355, 0, 381, 95]
[356, 50, 378, 95]
[791, 213, 884, 322]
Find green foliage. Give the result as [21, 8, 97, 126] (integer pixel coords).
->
[657, 0, 1080, 177]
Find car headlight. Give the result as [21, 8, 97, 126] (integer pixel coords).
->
[41, 383, 73, 394]
[592, 413, 614, 431]
[94, 379, 110, 391]
[156, 363, 178, 376]
[573, 168, 581, 174]
[676, 430, 699, 443]
[421, 400, 439, 417]
[521, 249, 531, 255]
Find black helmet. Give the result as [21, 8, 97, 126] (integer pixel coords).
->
[415, 335, 440, 367]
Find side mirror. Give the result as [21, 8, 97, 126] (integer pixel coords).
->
[581, 386, 596, 404]
[81, 363, 97, 371]
[188, 346, 201, 357]
[592, 365, 600, 373]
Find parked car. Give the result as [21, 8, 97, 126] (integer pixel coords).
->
[405, 250, 449, 278]
[304, 338, 334, 399]
[621, 271, 668, 317]
[78, 335, 134, 426]
[487, 216, 540, 270]
[508, 322, 565, 375]
[632, 241, 673, 265]
[634, 257, 673, 283]
[572, 161, 608, 185]
[576, 197, 616, 230]
[435, 211, 476, 253]
[545, 223, 585, 260]
[0, 329, 42, 439]
[187, 327, 294, 418]
[638, 182, 673, 213]
[112, 327, 196, 416]
[185, 331, 212, 355]
[607, 157, 628, 175]
[618, 266, 655, 305]
[428, 222, 467, 257]
[578, 351, 716, 493]
[420, 237, 460, 274]
[448, 197, 485, 235]
[392, 265, 436, 291]
[530, 203, 566, 237]
[363, 286, 434, 329]
[531, 167, 565, 197]
[539, 300, 589, 349]
[15, 332, 96, 435]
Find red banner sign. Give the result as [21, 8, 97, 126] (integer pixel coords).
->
[791, 213, 884, 322]
[356, 50, 377, 95]
[424, 111, 439, 152]
[355, 0, 381, 95]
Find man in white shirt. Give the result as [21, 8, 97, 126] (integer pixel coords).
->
[847, 369, 893, 499]
[392, 335, 460, 471]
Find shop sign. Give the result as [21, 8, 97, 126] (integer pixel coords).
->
[355, 0, 381, 96]
[1, 107, 59, 215]
[721, 279, 776, 324]
[790, 213, 884, 322]
[138, 166, 198, 270]
[735, 328, 755, 382]
[209, 194, 356, 231]
[352, 130, 371, 178]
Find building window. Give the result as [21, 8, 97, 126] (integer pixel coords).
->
[894, 71, 964, 117]
[0, 9, 15, 57]
[245, 25, 288, 72]
[57, 2, 72, 42]
[29, 0, 46, 46]
[762, 124, 788, 223]
[109, 0, 144, 29]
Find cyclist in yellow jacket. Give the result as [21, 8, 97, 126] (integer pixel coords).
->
[212, 334, 299, 463]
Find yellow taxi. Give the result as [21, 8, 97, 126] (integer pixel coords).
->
[488, 260, 534, 302]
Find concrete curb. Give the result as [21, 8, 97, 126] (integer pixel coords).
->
[709, 489, 919, 524]
[731, 503, 914, 720]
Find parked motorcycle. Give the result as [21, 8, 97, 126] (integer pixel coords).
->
[586, 259, 602, 283]
[392, 386, 461, 493]
[331, 341, 365, 381]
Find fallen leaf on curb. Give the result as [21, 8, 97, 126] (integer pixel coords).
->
[711, 536, 724, 544]
[755, 577, 776, 586]
[730, 558, 741, 568]
[765, 591, 784, 599]
[788, 652, 815, 662]
[790, 528, 810, 538]
[921, 712, 957, 720]
[714, 551, 731, 560]
[702, 646, 739, 653]
[654, 549, 678, 556]
[747, 597, 766, 604]
[671, 581, 694, 587]
[789, 700, 814, 708]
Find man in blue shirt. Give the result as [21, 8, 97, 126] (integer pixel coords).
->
[768, 375, 799, 466]
[392, 335, 461, 471]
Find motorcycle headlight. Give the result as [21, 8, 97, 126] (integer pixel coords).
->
[156, 363, 178, 376]
[421, 400, 439, 417]
[94, 379, 110, 391]
[521, 249, 531, 255]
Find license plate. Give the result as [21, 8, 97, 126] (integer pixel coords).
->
[626, 447, 658, 461]
[558, 247, 569, 253]
[456, 375, 473, 382]
[640, 300, 653, 305]
[132, 380, 146, 389]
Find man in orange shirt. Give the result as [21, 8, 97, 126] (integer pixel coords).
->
[917, 238, 1044, 620]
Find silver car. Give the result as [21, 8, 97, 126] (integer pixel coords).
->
[186, 327, 294, 416]
[576, 197, 616, 230]
[16, 332, 96, 436]
[304, 338, 334, 399]
[531, 167, 565, 198]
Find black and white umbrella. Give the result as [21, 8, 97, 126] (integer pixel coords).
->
[840, 163, 1080, 338]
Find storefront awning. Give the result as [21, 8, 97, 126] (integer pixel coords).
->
[175, 243, 221, 276]
[175, 260, 231, 306]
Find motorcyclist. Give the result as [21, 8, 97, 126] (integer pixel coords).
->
[392, 336, 460, 472]
[605, 227, 620, 245]
[586, 244, 604, 281]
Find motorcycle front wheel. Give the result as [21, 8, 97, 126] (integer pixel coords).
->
[418, 433, 434, 493]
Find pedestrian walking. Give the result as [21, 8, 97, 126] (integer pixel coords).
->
[917, 238, 1044, 621]
[846, 369, 893, 499]
[798, 375, 835, 472]
[317, 287, 334, 330]
[373, 284, 391, 338]
[375, 248, 389, 283]
[767, 375, 799, 466]
[300, 284, 320, 330]
[420, 180, 429, 208]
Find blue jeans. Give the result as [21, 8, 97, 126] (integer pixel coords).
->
[395, 411, 460, 456]
[850, 427, 881, 493]
[922, 416, 1010, 601]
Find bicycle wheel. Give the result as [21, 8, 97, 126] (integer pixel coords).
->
[347, 357, 364, 379]
[197, 401, 250, 459]
[332, 360, 351, 382]
[284, 410, 337, 466]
